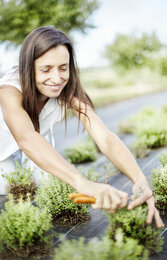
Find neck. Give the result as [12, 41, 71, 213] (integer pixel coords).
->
[38, 97, 49, 113]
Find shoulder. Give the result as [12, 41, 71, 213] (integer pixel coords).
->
[0, 67, 21, 92]
[0, 84, 22, 108]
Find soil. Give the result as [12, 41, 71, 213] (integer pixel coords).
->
[52, 211, 90, 226]
[0, 239, 54, 259]
[6, 182, 37, 202]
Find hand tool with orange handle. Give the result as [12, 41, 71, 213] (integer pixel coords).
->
[69, 193, 96, 204]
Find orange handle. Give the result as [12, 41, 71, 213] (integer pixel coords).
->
[69, 193, 87, 199]
[69, 193, 96, 204]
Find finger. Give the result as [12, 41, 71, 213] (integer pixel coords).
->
[114, 190, 128, 209]
[130, 194, 136, 201]
[109, 193, 121, 211]
[92, 195, 103, 210]
[146, 206, 154, 225]
[154, 209, 165, 229]
[128, 196, 146, 210]
[103, 195, 112, 210]
[106, 208, 116, 214]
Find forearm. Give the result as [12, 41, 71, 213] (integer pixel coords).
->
[101, 132, 146, 183]
[19, 130, 84, 189]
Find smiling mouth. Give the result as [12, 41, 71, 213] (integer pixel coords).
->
[44, 83, 63, 90]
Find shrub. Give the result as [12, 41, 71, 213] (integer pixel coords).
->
[117, 120, 136, 134]
[159, 150, 167, 166]
[151, 164, 167, 214]
[2, 160, 36, 201]
[54, 229, 148, 260]
[105, 204, 164, 254]
[105, 32, 162, 71]
[133, 115, 167, 148]
[117, 106, 156, 135]
[0, 196, 53, 258]
[118, 106, 167, 149]
[159, 57, 167, 76]
[129, 143, 150, 159]
[102, 161, 120, 183]
[83, 165, 101, 182]
[35, 175, 90, 225]
[64, 135, 98, 164]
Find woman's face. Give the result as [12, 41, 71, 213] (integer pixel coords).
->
[34, 45, 70, 101]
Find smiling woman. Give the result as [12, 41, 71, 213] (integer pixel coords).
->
[0, 26, 164, 229]
[35, 45, 70, 101]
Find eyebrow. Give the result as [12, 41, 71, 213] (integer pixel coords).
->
[39, 63, 69, 68]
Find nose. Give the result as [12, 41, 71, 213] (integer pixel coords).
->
[50, 70, 61, 84]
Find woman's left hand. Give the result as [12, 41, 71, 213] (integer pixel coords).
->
[128, 177, 164, 228]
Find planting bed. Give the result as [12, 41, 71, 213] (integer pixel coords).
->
[0, 90, 167, 259]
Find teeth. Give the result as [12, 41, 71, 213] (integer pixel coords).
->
[51, 86, 59, 89]
[45, 84, 61, 90]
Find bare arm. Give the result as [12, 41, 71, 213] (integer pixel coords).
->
[71, 97, 145, 183]
[0, 86, 83, 188]
[72, 98, 164, 228]
[0, 86, 128, 213]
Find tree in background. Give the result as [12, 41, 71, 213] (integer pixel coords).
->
[0, 0, 99, 46]
[105, 32, 163, 71]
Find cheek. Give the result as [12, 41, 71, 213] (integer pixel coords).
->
[65, 71, 70, 81]
[35, 73, 46, 84]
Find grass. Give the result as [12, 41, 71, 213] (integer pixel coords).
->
[80, 66, 167, 107]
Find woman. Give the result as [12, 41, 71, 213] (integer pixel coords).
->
[0, 26, 164, 228]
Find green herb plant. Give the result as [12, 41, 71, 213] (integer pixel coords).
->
[117, 106, 156, 135]
[0, 195, 53, 258]
[133, 115, 167, 149]
[35, 175, 90, 225]
[64, 135, 98, 164]
[35, 166, 101, 225]
[105, 204, 164, 255]
[102, 161, 120, 183]
[54, 229, 148, 260]
[2, 160, 36, 201]
[151, 164, 167, 214]
[159, 150, 167, 166]
[118, 106, 167, 152]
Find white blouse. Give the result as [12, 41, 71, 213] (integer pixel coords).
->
[0, 68, 64, 161]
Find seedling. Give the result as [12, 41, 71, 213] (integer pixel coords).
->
[105, 204, 164, 254]
[35, 175, 90, 225]
[2, 160, 36, 202]
[159, 150, 167, 166]
[151, 164, 167, 214]
[64, 135, 98, 164]
[54, 229, 148, 260]
[0, 195, 53, 258]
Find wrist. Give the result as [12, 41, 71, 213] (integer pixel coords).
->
[131, 172, 147, 184]
[73, 173, 88, 191]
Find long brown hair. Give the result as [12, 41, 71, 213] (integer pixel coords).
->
[19, 26, 94, 132]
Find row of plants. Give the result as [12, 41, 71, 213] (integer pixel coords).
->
[1, 196, 152, 259]
[117, 105, 167, 157]
[64, 105, 167, 162]
[54, 229, 148, 260]
[0, 196, 54, 258]
[151, 150, 167, 215]
[0, 196, 164, 259]
[0, 162, 97, 258]
[0, 155, 166, 258]
[64, 135, 99, 164]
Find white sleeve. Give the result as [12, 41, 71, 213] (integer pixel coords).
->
[0, 67, 21, 91]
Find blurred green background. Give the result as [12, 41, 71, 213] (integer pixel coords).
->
[0, 0, 167, 107]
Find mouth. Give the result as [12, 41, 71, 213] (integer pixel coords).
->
[44, 83, 63, 90]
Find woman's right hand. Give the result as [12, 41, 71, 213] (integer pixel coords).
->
[75, 177, 128, 213]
